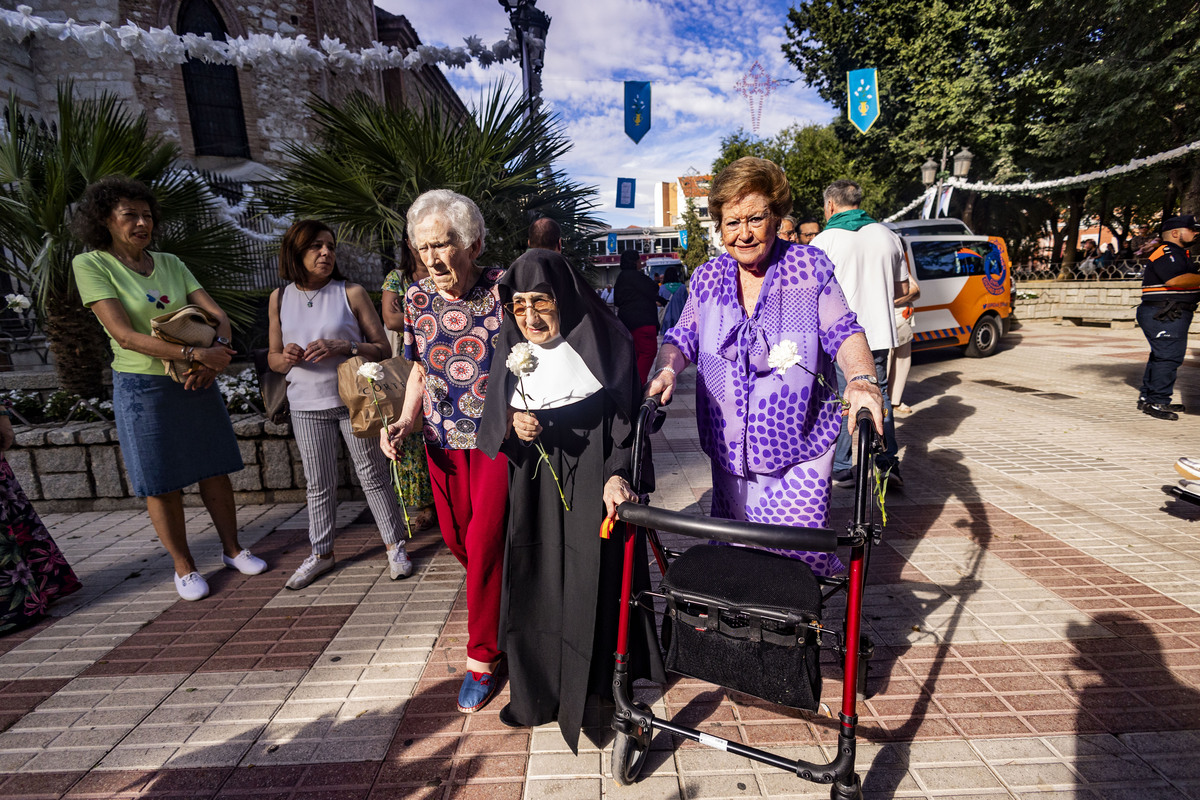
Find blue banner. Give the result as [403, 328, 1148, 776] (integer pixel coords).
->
[607, 233, 618, 254]
[679, 229, 689, 250]
[624, 81, 651, 144]
[847, 68, 879, 134]
[615, 178, 636, 209]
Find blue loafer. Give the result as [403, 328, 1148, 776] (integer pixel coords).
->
[457, 670, 496, 713]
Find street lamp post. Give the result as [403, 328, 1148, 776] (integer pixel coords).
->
[497, 0, 551, 113]
[920, 146, 973, 219]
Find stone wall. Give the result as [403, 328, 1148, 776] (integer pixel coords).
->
[3, 0, 383, 168]
[1014, 280, 1200, 334]
[7, 414, 368, 511]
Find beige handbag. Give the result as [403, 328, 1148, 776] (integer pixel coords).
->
[149, 304, 219, 383]
[337, 355, 412, 438]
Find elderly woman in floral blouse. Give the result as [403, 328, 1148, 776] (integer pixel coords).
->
[646, 158, 884, 577]
[380, 190, 508, 715]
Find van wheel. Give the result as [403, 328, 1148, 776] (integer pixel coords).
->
[965, 315, 1001, 358]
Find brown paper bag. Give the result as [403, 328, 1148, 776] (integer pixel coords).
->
[337, 356, 412, 439]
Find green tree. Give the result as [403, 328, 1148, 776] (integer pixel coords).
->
[679, 199, 708, 274]
[0, 85, 257, 398]
[783, 0, 1017, 205]
[268, 83, 600, 273]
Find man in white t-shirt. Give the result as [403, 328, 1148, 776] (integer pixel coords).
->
[810, 179, 910, 488]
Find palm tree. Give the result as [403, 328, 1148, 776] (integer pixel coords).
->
[0, 84, 259, 398]
[267, 83, 600, 272]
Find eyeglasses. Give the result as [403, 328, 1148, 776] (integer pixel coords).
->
[505, 298, 557, 315]
[722, 213, 772, 235]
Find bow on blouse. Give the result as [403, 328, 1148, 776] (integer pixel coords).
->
[717, 313, 774, 376]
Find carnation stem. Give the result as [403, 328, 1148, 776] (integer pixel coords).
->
[517, 377, 570, 511]
[368, 379, 413, 538]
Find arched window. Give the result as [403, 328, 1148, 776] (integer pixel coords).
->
[178, 0, 250, 158]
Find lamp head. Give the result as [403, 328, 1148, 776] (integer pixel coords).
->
[920, 157, 939, 187]
[952, 147, 974, 179]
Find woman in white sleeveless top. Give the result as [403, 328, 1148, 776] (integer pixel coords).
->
[267, 220, 412, 589]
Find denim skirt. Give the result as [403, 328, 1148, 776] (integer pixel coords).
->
[112, 371, 244, 497]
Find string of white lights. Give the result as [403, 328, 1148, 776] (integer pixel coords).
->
[0, 5, 533, 72]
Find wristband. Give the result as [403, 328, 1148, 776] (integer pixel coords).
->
[654, 365, 676, 378]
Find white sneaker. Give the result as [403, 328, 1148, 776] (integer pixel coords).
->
[388, 546, 413, 580]
[174, 571, 210, 601]
[1179, 479, 1200, 497]
[285, 554, 335, 590]
[223, 549, 268, 575]
[1176, 457, 1200, 481]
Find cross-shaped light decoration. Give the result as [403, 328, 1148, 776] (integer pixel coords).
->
[734, 61, 780, 133]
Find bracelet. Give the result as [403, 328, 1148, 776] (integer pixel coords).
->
[654, 365, 677, 377]
[185, 346, 195, 363]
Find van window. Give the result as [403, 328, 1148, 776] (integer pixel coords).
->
[910, 241, 994, 280]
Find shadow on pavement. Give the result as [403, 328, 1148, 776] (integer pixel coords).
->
[854, 387, 990, 796]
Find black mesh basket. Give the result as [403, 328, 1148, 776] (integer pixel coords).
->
[659, 544, 823, 710]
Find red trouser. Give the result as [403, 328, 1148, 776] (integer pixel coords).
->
[631, 325, 658, 386]
[425, 445, 508, 665]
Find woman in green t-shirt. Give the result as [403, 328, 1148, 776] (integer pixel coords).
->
[71, 176, 268, 602]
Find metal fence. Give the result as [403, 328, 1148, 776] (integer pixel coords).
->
[1012, 258, 1150, 282]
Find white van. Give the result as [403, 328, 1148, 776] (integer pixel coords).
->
[887, 228, 1014, 358]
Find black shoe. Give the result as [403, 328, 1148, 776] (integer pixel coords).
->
[1143, 403, 1180, 421]
[1139, 398, 1185, 412]
[831, 468, 855, 486]
[498, 704, 526, 728]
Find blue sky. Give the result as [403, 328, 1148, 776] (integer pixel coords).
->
[378, 0, 839, 229]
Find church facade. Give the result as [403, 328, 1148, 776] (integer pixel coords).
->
[0, 0, 466, 176]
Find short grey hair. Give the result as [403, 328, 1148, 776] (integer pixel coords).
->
[406, 189, 486, 251]
[823, 180, 863, 210]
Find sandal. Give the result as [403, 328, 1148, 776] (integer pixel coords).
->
[894, 403, 914, 417]
[412, 506, 438, 530]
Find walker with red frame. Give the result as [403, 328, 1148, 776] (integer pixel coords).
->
[609, 398, 882, 800]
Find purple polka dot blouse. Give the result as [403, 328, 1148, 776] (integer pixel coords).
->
[663, 242, 862, 477]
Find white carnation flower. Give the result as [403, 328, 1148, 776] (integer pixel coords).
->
[506, 342, 539, 378]
[357, 361, 385, 383]
[767, 340, 802, 372]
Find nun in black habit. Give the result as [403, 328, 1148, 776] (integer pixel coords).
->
[478, 249, 666, 753]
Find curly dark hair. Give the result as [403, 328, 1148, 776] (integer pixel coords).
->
[71, 175, 161, 249]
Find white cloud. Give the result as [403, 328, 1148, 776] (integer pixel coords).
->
[377, 0, 840, 228]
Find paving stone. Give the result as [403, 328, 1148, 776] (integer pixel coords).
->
[525, 778, 602, 800]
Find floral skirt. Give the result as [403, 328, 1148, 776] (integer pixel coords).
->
[0, 459, 81, 635]
[396, 431, 434, 508]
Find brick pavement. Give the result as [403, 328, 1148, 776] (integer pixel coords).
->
[2, 321, 1200, 798]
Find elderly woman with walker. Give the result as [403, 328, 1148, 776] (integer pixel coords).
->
[646, 158, 884, 577]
